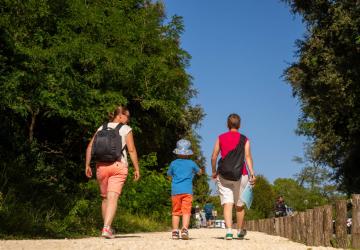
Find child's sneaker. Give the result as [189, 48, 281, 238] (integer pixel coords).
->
[181, 228, 189, 240]
[237, 229, 247, 239]
[172, 230, 180, 240]
[225, 232, 233, 240]
[101, 227, 115, 239]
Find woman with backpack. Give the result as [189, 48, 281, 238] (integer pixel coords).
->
[85, 106, 140, 239]
[211, 113, 256, 240]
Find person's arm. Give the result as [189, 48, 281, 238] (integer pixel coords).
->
[198, 166, 205, 175]
[245, 140, 256, 185]
[85, 134, 96, 178]
[211, 138, 220, 179]
[125, 131, 140, 181]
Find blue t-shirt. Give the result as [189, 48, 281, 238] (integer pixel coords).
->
[167, 159, 200, 196]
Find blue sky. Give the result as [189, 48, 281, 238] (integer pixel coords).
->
[163, 0, 307, 187]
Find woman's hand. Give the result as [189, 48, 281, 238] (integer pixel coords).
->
[249, 174, 256, 186]
[134, 169, 140, 181]
[212, 171, 218, 180]
[85, 165, 92, 178]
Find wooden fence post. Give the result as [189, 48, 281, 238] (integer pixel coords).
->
[270, 218, 275, 235]
[283, 216, 288, 238]
[299, 212, 306, 244]
[352, 194, 360, 249]
[293, 214, 301, 242]
[335, 200, 348, 248]
[279, 217, 284, 237]
[313, 207, 324, 246]
[305, 209, 314, 246]
[255, 219, 259, 231]
[323, 205, 333, 247]
[285, 216, 292, 239]
[275, 218, 280, 235]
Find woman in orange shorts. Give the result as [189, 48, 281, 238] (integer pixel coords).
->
[85, 106, 140, 238]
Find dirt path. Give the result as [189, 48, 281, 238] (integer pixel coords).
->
[0, 229, 343, 250]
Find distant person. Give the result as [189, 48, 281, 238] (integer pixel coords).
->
[275, 196, 287, 217]
[85, 106, 140, 239]
[211, 113, 256, 240]
[204, 203, 214, 227]
[194, 205, 201, 229]
[167, 139, 202, 240]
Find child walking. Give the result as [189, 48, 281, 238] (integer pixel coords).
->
[167, 139, 202, 240]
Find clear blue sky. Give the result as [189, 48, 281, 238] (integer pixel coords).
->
[163, 0, 307, 187]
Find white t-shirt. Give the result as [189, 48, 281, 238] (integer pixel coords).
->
[97, 123, 132, 164]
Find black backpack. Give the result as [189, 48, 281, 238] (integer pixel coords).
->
[217, 134, 247, 181]
[91, 123, 124, 163]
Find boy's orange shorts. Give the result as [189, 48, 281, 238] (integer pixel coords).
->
[171, 194, 193, 216]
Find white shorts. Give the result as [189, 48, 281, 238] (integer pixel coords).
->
[216, 174, 249, 207]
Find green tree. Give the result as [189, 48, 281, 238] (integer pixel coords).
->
[281, 0, 360, 193]
[273, 178, 327, 211]
[248, 175, 275, 218]
[0, 0, 209, 237]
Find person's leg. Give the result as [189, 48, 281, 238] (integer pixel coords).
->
[223, 203, 233, 228]
[103, 191, 120, 226]
[236, 174, 248, 238]
[103, 162, 128, 228]
[171, 195, 181, 239]
[181, 194, 192, 229]
[172, 215, 180, 230]
[236, 205, 245, 230]
[216, 176, 235, 239]
[101, 198, 107, 220]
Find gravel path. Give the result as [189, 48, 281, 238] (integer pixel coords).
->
[0, 229, 343, 250]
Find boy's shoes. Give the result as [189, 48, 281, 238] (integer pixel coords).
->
[181, 228, 189, 240]
[101, 227, 115, 239]
[237, 229, 247, 239]
[225, 232, 233, 240]
[172, 230, 180, 240]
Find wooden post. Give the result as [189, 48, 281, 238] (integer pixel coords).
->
[352, 194, 360, 249]
[299, 212, 306, 243]
[323, 205, 333, 247]
[293, 214, 301, 242]
[254, 219, 259, 231]
[305, 209, 314, 246]
[275, 218, 280, 235]
[313, 207, 324, 246]
[285, 216, 292, 240]
[335, 200, 348, 248]
[283, 216, 288, 238]
[270, 218, 275, 235]
[279, 217, 283, 237]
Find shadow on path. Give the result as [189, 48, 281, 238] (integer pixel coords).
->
[212, 237, 250, 240]
[114, 235, 141, 239]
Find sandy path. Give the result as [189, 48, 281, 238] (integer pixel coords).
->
[0, 229, 343, 250]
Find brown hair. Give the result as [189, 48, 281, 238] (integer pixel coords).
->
[108, 106, 129, 122]
[227, 113, 241, 129]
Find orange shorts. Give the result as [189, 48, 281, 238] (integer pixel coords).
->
[96, 161, 128, 198]
[171, 194, 193, 216]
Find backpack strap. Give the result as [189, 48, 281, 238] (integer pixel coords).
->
[102, 122, 108, 130]
[114, 123, 125, 159]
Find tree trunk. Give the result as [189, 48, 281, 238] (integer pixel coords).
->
[29, 108, 39, 142]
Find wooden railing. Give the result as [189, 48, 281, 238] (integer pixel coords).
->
[245, 194, 360, 249]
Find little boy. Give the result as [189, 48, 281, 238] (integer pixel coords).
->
[167, 139, 202, 240]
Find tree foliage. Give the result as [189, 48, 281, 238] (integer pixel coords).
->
[0, 0, 208, 237]
[281, 0, 360, 193]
